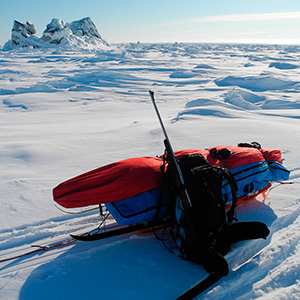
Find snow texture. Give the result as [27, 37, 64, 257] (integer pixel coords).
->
[0, 42, 300, 300]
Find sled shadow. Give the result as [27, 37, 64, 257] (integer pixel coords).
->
[234, 198, 277, 226]
[18, 200, 279, 300]
[17, 234, 206, 300]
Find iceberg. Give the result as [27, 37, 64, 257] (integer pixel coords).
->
[2, 17, 110, 50]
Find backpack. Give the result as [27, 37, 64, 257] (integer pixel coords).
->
[165, 152, 270, 275]
[166, 153, 238, 274]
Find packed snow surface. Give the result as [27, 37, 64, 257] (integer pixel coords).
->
[1, 42, 300, 300]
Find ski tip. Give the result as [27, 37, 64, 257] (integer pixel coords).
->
[70, 234, 95, 241]
[149, 90, 154, 96]
[70, 234, 85, 241]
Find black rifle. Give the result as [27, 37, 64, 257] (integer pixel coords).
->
[149, 90, 192, 224]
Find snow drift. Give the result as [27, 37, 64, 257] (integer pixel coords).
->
[1, 42, 300, 300]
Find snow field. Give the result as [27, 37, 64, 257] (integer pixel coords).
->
[1, 43, 300, 299]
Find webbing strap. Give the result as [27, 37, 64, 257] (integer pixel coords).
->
[222, 168, 238, 223]
[152, 154, 167, 223]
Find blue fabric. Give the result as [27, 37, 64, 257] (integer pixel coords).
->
[106, 160, 289, 225]
[105, 187, 169, 225]
[266, 161, 290, 181]
[222, 161, 270, 202]
[222, 160, 289, 204]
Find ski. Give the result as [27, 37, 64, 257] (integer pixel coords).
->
[70, 219, 168, 241]
[176, 272, 223, 300]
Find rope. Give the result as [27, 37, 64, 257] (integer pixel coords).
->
[0, 212, 112, 263]
[260, 180, 295, 204]
[54, 203, 100, 215]
[0, 236, 77, 263]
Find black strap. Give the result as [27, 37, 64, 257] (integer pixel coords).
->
[221, 168, 238, 223]
[152, 153, 167, 223]
[209, 148, 232, 169]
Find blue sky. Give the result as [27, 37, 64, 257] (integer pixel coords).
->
[1, 0, 300, 45]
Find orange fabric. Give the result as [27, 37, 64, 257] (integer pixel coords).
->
[235, 183, 271, 206]
[53, 157, 164, 208]
[174, 146, 283, 168]
[53, 146, 283, 209]
[174, 146, 265, 169]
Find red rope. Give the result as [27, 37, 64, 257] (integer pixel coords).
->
[0, 237, 77, 263]
[0, 212, 110, 264]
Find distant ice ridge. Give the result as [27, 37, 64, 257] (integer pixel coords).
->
[2, 17, 110, 50]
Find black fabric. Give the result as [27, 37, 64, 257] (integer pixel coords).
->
[167, 154, 235, 269]
[215, 221, 270, 255]
[238, 142, 262, 150]
[167, 153, 269, 274]
[210, 148, 232, 160]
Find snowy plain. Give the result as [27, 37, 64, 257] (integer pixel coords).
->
[0, 42, 300, 300]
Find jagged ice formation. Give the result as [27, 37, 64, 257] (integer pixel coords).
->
[2, 17, 110, 50]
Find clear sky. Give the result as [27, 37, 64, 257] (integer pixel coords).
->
[1, 0, 300, 45]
